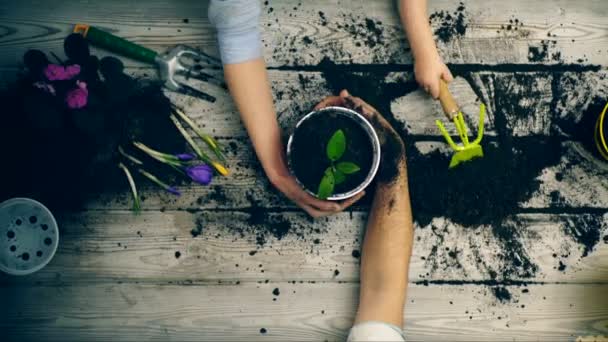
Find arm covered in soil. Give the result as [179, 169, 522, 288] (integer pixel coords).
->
[356, 155, 413, 327]
[319, 91, 414, 328]
[398, 0, 452, 98]
[336, 91, 414, 327]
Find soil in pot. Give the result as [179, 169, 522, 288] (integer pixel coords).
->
[289, 109, 374, 196]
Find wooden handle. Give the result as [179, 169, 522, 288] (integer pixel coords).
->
[438, 79, 459, 119]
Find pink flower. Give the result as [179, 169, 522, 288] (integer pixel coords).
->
[64, 65, 81, 78]
[66, 81, 88, 109]
[44, 64, 81, 81]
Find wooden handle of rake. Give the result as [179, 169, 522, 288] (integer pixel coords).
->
[438, 79, 459, 120]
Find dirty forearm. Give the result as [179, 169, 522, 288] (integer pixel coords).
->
[356, 157, 414, 327]
[399, 0, 438, 61]
[223, 59, 286, 180]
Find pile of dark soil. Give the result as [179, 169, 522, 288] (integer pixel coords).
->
[0, 34, 185, 211]
[289, 110, 373, 195]
[315, 57, 605, 287]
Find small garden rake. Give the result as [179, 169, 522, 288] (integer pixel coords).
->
[435, 80, 485, 168]
[73, 24, 223, 103]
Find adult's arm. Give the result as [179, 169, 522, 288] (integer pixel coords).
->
[314, 91, 414, 327]
[352, 100, 413, 328]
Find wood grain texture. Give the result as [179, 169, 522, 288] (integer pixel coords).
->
[0, 0, 607, 68]
[2, 67, 604, 211]
[0, 211, 606, 285]
[1, 283, 607, 342]
[1, 1, 607, 340]
[72, 138, 608, 211]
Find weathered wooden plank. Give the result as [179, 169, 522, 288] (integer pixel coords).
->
[2, 65, 607, 211]
[1, 0, 606, 68]
[1, 283, 607, 341]
[1, 211, 606, 285]
[2, 68, 606, 139]
[78, 138, 608, 211]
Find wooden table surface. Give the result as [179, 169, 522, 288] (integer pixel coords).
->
[1, 0, 608, 341]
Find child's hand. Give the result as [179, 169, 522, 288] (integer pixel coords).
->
[414, 53, 453, 99]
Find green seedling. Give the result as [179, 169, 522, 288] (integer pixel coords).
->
[317, 129, 361, 199]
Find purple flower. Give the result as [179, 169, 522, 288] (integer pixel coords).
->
[66, 81, 88, 109]
[186, 164, 213, 185]
[175, 153, 196, 161]
[64, 65, 81, 78]
[44, 64, 81, 81]
[166, 187, 182, 196]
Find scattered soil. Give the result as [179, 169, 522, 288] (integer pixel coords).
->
[314, 54, 606, 299]
[430, 2, 468, 43]
[289, 109, 374, 195]
[528, 40, 562, 63]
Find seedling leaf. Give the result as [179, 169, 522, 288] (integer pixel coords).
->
[326, 129, 346, 161]
[336, 161, 361, 174]
[317, 168, 335, 199]
[334, 168, 346, 185]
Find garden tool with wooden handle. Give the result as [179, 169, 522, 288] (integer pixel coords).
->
[435, 80, 485, 168]
[73, 24, 225, 103]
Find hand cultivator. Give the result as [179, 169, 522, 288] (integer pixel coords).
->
[73, 24, 224, 102]
[435, 80, 486, 168]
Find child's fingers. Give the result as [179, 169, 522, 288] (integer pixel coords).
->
[337, 191, 365, 211]
[442, 67, 454, 82]
[299, 203, 326, 218]
[430, 81, 441, 99]
[301, 192, 341, 212]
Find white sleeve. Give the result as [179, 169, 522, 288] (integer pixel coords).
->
[208, 0, 263, 64]
[347, 321, 406, 342]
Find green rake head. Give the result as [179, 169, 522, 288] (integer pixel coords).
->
[435, 104, 486, 168]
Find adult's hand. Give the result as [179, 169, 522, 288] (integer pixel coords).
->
[315, 90, 405, 153]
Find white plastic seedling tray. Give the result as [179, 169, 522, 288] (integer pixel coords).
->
[0, 198, 59, 275]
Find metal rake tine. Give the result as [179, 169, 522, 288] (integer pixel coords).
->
[185, 68, 228, 90]
[178, 83, 216, 103]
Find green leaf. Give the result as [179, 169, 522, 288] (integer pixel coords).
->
[334, 168, 346, 185]
[326, 129, 346, 161]
[317, 168, 335, 200]
[336, 161, 361, 174]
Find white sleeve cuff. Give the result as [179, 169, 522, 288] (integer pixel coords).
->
[208, 0, 263, 64]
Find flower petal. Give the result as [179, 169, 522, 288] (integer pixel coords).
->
[66, 87, 88, 109]
[175, 153, 196, 161]
[186, 165, 213, 185]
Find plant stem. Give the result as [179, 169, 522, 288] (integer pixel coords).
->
[173, 106, 226, 161]
[138, 169, 181, 196]
[118, 162, 141, 213]
[118, 146, 143, 165]
[133, 142, 183, 167]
